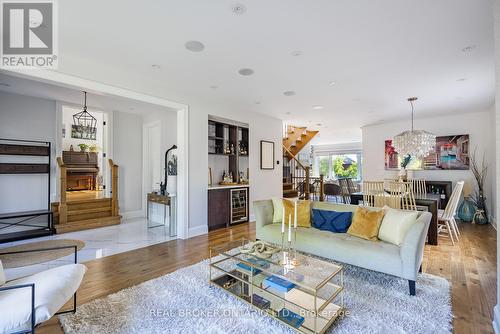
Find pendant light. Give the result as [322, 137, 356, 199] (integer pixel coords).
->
[392, 97, 436, 158]
[73, 91, 97, 140]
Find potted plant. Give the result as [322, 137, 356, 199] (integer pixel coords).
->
[78, 143, 89, 152]
[89, 144, 100, 152]
[469, 148, 488, 224]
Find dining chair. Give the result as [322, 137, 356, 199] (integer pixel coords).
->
[338, 178, 351, 204]
[386, 181, 417, 211]
[362, 181, 385, 207]
[409, 178, 427, 198]
[324, 182, 342, 202]
[437, 181, 464, 245]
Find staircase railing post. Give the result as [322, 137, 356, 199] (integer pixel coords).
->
[305, 166, 310, 200]
[56, 157, 67, 225]
[319, 174, 325, 202]
[108, 159, 119, 216]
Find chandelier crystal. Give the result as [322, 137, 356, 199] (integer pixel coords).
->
[392, 97, 436, 159]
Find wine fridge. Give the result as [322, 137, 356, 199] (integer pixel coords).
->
[230, 188, 248, 224]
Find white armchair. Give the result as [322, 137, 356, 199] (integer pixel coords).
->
[0, 246, 87, 334]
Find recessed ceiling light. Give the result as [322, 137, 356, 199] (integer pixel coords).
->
[255, 101, 261, 105]
[210, 85, 218, 89]
[238, 68, 254, 76]
[462, 45, 477, 52]
[185, 40, 205, 52]
[0, 82, 10, 87]
[312, 105, 324, 110]
[456, 78, 467, 82]
[352, 98, 361, 102]
[329, 81, 336, 86]
[151, 64, 161, 69]
[291, 50, 303, 57]
[285, 112, 291, 115]
[231, 3, 246, 15]
[283, 91, 296, 96]
[316, 123, 322, 126]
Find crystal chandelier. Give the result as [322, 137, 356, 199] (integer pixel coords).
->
[392, 97, 436, 159]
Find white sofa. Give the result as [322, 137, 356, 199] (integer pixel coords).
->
[254, 200, 432, 296]
[0, 254, 86, 333]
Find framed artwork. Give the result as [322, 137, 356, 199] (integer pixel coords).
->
[384, 134, 470, 170]
[260, 140, 275, 170]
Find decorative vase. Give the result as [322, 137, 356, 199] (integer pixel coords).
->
[473, 209, 488, 225]
[458, 197, 475, 223]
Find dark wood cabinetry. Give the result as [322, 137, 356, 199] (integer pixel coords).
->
[208, 186, 249, 231]
[208, 189, 230, 231]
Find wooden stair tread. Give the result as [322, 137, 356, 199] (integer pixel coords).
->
[55, 216, 121, 234]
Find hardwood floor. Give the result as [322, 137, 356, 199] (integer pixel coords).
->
[39, 221, 496, 333]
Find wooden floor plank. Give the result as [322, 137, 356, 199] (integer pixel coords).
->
[37, 221, 495, 333]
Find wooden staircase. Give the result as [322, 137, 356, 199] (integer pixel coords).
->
[283, 125, 319, 158]
[53, 158, 121, 233]
[282, 125, 320, 199]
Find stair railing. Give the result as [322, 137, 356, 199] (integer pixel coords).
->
[56, 157, 68, 224]
[108, 159, 119, 216]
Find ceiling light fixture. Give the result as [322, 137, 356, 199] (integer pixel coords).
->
[456, 78, 467, 82]
[185, 40, 205, 52]
[231, 3, 246, 15]
[392, 97, 436, 159]
[238, 68, 254, 76]
[283, 91, 296, 96]
[291, 50, 303, 57]
[0, 82, 10, 87]
[151, 64, 161, 69]
[312, 105, 324, 110]
[329, 81, 336, 86]
[73, 92, 97, 140]
[255, 101, 261, 105]
[285, 112, 291, 115]
[210, 85, 218, 89]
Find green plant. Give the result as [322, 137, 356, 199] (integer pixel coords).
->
[333, 156, 358, 179]
[78, 143, 89, 152]
[89, 144, 100, 152]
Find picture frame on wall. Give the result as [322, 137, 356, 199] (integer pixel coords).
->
[260, 140, 275, 170]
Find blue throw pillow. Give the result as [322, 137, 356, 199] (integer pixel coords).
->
[312, 209, 353, 233]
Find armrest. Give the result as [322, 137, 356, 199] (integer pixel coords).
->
[253, 200, 274, 231]
[400, 212, 431, 279]
[0, 245, 78, 265]
[0, 283, 35, 332]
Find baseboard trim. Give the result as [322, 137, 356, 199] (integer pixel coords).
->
[490, 217, 497, 230]
[493, 305, 500, 334]
[121, 210, 145, 220]
[189, 225, 208, 238]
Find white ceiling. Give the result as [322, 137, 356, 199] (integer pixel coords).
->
[1, 0, 495, 144]
[0, 73, 177, 115]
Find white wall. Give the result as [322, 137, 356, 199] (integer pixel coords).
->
[362, 109, 496, 220]
[113, 111, 143, 213]
[143, 109, 177, 175]
[0, 91, 57, 213]
[188, 99, 283, 236]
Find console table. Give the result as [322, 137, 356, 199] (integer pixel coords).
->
[146, 192, 176, 236]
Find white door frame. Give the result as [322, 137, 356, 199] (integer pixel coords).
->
[142, 120, 162, 217]
[4, 69, 190, 240]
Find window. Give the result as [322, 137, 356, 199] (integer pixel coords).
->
[313, 152, 362, 180]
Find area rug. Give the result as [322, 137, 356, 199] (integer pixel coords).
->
[59, 256, 452, 334]
[0, 239, 85, 268]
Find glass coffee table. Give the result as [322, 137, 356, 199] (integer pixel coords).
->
[209, 238, 344, 334]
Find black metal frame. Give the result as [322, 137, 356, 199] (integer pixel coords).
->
[0, 245, 78, 333]
[0, 139, 53, 243]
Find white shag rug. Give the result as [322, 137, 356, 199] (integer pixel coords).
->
[60, 256, 452, 334]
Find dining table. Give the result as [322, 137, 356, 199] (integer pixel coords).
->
[349, 192, 442, 245]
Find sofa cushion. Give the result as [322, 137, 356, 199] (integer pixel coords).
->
[258, 223, 403, 277]
[0, 260, 5, 286]
[271, 198, 284, 223]
[347, 207, 385, 240]
[378, 208, 419, 246]
[283, 199, 312, 228]
[312, 209, 352, 233]
[0, 263, 86, 333]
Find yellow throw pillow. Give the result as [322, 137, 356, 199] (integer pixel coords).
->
[347, 207, 385, 240]
[282, 199, 311, 228]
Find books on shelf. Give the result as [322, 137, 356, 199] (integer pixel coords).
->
[277, 308, 305, 328]
[263, 275, 295, 293]
[236, 262, 262, 275]
[251, 294, 270, 310]
[236, 257, 270, 275]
